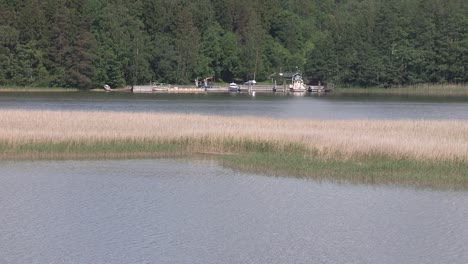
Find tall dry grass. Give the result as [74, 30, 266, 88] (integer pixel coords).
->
[1, 109, 467, 162]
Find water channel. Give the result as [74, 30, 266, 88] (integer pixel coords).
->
[0, 91, 467, 120]
[1, 92, 467, 263]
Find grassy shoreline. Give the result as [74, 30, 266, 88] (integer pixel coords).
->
[0, 86, 79, 92]
[334, 83, 468, 96]
[221, 153, 468, 190]
[1, 139, 467, 190]
[1, 109, 468, 189]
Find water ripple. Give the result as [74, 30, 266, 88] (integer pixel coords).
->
[0, 159, 467, 264]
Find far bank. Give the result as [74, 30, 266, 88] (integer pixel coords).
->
[1, 83, 467, 97]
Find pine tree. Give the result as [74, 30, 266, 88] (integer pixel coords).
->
[173, 5, 201, 83]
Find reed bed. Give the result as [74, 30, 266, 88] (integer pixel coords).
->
[1, 109, 467, 163]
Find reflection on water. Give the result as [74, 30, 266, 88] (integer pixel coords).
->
[0, 91, 467, 120]
[1, 159, 467, 264]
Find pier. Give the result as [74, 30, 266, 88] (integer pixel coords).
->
[129, 84, 331, 94]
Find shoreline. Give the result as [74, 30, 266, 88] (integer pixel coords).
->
[1, 83, 467, 96]
[334, 84, 468, 96]
[1, 141, 467, 190]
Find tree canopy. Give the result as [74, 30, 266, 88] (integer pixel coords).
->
[0, 0, 466, 88]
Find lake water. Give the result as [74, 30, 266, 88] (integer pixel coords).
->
[2, 92, 468, 263]
[0, 91, 467, 120]
[1, 159, 467, 264]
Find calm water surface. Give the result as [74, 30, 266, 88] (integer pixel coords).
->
[1, 159, 467, 264]
[0, 91, 467, 119]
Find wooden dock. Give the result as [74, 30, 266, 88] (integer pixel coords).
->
[130, 85, 331, 94]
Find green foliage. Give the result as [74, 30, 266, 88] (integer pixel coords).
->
[173, 4, 202, 84]
[0, 0, 466, 87]
[219, 31, 241, 81]
[200, 23, 223, 79]
[0, 25, 18, 85]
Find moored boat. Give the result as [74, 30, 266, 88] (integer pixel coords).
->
[289, 71, 307, 92]
[228, 82, 240, 92]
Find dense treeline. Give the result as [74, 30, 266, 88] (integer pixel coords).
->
[0, 0, 466, 89]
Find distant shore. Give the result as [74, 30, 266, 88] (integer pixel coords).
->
[1, 83, 467, 96]
[1, 109, 467, 189]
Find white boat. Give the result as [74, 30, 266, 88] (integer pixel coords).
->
[228, 82, 240, 92]
[289, 71, 306, 92]
[307, 85, 326, 93]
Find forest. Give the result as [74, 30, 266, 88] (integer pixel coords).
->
[0, 0, 467, 89]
